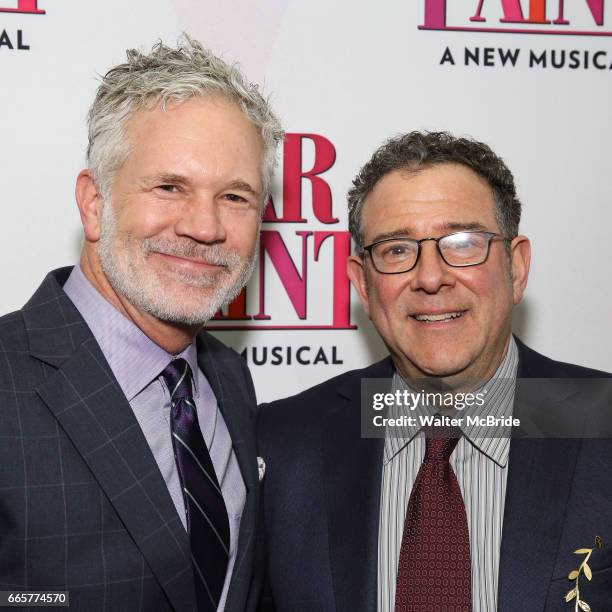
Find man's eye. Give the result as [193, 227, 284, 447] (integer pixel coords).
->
[382, 245, 409, 257]
[157, 184, 179, 193]
[224, 193, 248, 203]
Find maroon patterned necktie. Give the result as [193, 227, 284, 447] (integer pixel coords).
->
[395, 429, 471, 612]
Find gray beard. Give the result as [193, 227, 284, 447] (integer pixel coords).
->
[97, 200, 257, 325]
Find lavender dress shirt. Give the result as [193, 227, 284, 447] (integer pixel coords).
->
[63, 265, 245, 612]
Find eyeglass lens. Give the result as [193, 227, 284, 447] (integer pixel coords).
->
[372, 232, 491, 272]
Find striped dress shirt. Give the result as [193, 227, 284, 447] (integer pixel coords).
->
[378, 337, 518, 612]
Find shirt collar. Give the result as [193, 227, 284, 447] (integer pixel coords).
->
[384, 336, 518, 468]
[62, 265, 199, 401]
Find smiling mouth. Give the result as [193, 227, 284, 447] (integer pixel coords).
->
[154, 251, 226, 268]
[411, 310, 467, 323]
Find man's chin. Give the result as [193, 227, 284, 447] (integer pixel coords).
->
[403, 352, 475, 380]
[145, 302, 218, 327]
[116, 263, 251, 326]
[143, 284, 245, 326]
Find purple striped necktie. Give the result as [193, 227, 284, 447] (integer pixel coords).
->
[162, 359, 230, 612]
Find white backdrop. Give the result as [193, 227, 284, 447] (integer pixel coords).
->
[1, 0, 610, 402]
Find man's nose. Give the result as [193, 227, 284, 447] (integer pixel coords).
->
[408, 240, 455, 293]
[173, 196, 227, 243]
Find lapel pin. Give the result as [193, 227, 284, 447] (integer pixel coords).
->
[564, 537, 604, 611]
[257, 456, 266, 481]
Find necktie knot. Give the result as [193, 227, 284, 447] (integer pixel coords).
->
[162, 358, 193, 402]
[423, 426, 461, 462]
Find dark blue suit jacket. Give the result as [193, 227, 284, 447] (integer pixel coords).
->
[0, 268, 260, 611]
[257, 339, 612, 611]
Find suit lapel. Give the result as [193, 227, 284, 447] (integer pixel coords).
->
[322, 358, 393, 612]
[197, 334, 258, 611]
[197, 334, 257, 495]
[24, 270, 195, 612]
[497, 340, 581, 611]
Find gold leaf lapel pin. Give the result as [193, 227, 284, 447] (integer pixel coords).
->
[564, 537, 604, 611]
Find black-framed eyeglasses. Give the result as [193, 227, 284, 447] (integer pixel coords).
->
[361, 231, 510, 274]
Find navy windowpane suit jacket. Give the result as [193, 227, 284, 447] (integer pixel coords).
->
[0, 267, 261, 612]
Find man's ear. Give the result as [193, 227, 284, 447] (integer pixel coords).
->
[347, 254, 371, 318]
[510, 235, 531, 305]
[75, 170, 103, 242]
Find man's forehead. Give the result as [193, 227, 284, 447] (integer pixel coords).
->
[361, 164, 498, 238]
[368, 163, 494, 201]
[116, 96, 264, 186]
[368, 221, 490, 244]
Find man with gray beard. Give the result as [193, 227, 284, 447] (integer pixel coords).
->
[0, 36, 282, 612]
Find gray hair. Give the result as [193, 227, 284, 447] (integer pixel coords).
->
[87, 34, 284, 203]
[348, 131, 521, 251]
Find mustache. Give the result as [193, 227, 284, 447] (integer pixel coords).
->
[141, 238, 242, 268]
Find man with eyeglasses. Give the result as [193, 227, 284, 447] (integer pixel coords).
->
[256, 131, 612, 612]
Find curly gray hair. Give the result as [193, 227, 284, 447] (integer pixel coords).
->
[348, 131, 521, 251]
[87, 34, 284, 203]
